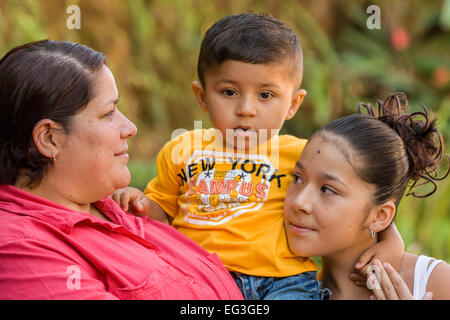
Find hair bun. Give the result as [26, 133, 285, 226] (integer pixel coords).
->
[358, 92, 449, 197]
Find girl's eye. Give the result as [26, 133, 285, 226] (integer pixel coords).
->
[293, 174, 303, 185]
[259, 91, 274, 100]
[222, 89, 237, 97]
[321, 186, 337, 195]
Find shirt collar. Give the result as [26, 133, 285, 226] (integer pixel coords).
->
[0, 184, 137, 234]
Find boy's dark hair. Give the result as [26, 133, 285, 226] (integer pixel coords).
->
[197, 13, 303, 86]
[314, 92, 449, 211]
[0, 40, 106, 186]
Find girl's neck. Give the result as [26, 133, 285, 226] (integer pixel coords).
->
[320, 238, 377, 300]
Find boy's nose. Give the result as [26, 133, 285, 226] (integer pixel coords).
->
[236, 96, 257, 117]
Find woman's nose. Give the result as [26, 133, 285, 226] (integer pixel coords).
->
[119, 111, 137, 139]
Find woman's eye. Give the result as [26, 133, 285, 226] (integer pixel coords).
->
[104, 108, 116, 118]
[222, 89, 237, 97]
[259, 91, 274, 100]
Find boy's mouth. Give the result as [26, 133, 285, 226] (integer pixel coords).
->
[233, 126, 257, 136]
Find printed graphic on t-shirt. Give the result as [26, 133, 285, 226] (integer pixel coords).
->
[176, 150, 286, 225]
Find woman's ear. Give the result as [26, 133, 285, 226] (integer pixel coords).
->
[286, 89, 307, 120]
[32, 119, 64, 160]
[192, 81, 208, 113]
[369, 201, 397, 234]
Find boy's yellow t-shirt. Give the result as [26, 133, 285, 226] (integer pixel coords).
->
[145, 128, 318, 277]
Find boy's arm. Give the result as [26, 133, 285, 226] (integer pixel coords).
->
[350, 223, 405, 286]
[112, 187, 170, 224]
[148, 198, 171, 224]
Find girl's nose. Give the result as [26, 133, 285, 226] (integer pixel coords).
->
[291, 187, 314, 215]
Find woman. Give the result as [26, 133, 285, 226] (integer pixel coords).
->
[0, 40, 243, 300]
[284, 93, 450, 300]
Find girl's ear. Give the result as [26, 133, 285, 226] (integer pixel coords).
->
[368, 201, 396, 234]
[286, 89, 307, 120]
[192, 81, 208, 113]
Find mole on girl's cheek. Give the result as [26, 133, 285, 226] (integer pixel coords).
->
[317, 150, 321, 154]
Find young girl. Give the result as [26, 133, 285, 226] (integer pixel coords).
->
[284, 92, 450, 299]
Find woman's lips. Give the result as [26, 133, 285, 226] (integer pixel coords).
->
[114, 149, 129, 159]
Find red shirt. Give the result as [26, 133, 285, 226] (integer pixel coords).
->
[0, 185, 243, 300]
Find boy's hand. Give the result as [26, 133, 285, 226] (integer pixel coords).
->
[349, 241, 383, 286]
[112, 187, 150, 216]
[349, 224, 404, 287]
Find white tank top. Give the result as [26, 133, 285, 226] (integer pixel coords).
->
[413, 255, 446, 300]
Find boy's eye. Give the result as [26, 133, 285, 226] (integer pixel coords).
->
[221, 89, 237, 97]
[259, 91, 274, 100]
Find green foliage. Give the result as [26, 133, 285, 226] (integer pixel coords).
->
[1, 0, 449, 261]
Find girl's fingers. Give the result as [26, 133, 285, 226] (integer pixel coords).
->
[383, 262, 414, 300]
[368, 273, 387, 300]
[373, 259, 400, 300]
[423, 292, 433, 300]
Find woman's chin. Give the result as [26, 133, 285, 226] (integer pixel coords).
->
[114, 170, 131, 190]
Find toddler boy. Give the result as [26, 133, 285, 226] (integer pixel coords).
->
[114, 13, 403, 300]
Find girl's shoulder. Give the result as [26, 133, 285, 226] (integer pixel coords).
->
[426, 256, 450, 299]
[400, 252, 450, 299]
[398, 253, 419, 293]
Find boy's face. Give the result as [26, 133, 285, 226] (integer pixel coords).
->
[192, 59, 306, 150]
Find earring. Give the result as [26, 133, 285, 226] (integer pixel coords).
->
[369, 229, 376, 239]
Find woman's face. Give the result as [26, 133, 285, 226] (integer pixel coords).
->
[284, 134, 376, 258]
[54, 65, 137, 203]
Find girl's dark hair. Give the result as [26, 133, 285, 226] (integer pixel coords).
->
[314, 92, 449, 208]
[0, 40, 106, 186]
[197, 13, 302, 85]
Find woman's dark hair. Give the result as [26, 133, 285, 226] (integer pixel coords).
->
[197, 13, 303, 86]
[0, 40, 106, 186]
[314, 92, 449, 208]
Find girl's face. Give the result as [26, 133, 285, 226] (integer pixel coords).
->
[284, 134, 376, 258]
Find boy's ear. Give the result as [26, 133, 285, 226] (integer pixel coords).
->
[192, 81, 208, 113]
[368, 201, 396, 234]
[286, 89, 307, 120]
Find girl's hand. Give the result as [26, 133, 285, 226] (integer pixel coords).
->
[368, 259, 433, 300]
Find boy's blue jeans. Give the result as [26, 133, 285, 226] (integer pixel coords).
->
[230, 271, 331, 300]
